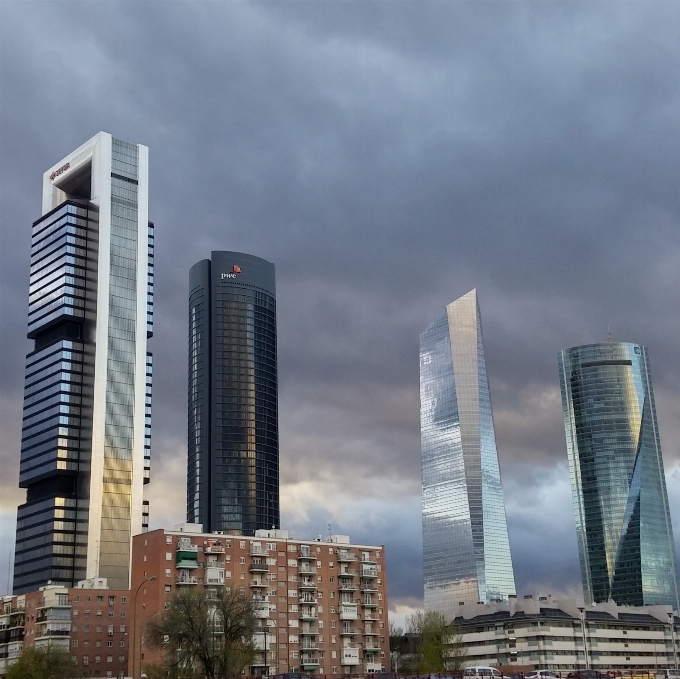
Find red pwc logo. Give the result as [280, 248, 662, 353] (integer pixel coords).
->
[232, 265, 241, 273]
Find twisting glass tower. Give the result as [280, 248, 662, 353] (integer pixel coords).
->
[559, 342, 679, 609]
[420, 289, 515, 619]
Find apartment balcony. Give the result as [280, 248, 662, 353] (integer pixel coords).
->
[337, 551, 358, 563]
[362, 599, 378, 608]
[361, 566, 378, 578]
[252, 633, 276, 650]
[254, 604, 270, 619]
[361, 556, 377, 565]
[338, 569, 357, 578]
[176, 575, 200, 586]
[299, 566, 317, 576]
[361, 581, 378, 592]
[299, 608, 318, 621]
[366, 662, 383, 672]
[341, 648, 361, 665]
[176, 556, 200, 569]
[250, 545, 269, 557]
[364, 643, 380, 652]
[249, 580, 267, 589]
[299, 579, 316, 590]
[338, 582, 357, 592]
[340, 627, 361, 636]
[301, 656, 320, 669]
[364, 628, 379, 636]
[339, 603, 358, 620]
[299, 594, 318, 604]
[205, 545, 225, 554]
[301, 641, 319, 651]
[298, 546, 315, 560]
[249, 562, 269, 573]
[300, 627, 318, 636]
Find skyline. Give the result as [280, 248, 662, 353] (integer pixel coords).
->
[2, 2, 680, 624]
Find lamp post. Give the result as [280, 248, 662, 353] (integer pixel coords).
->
[578, 607, 590, 670]
[131, 576, 157, 679]
[669, 612, 678, 670]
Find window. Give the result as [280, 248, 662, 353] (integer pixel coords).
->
[288, 559, 297, 567]
[108, 611, 114, 617]
[84, 625, 90, 632]
[119, 656, 125, 663]
[226, 555, 231, 563]
[120, 611, 126, 618]
[164, 585, 171, 593]
[166, 552, 171, 560]
[107, 656, 113, 663]
[97, 610, 103, 617]
[240, 557, 245, 564]
[86, 596, 91, 602]
[328, 548, 333, 554]
[166, 536, 172, 544]
[72, 625, 78, 632]
[240, 573, 245, 580]
[225, 571, 231, 579]
[95, 656, 101, 663]
[331, 635, 336, 643]
[97, 596, 104, 602]
[226, 540, 231, 548]
[74, 596, 80, 603]
[120, 626, 126, 633]
[279, 566, 285, 571]
[165, 569, 171, 577]
[120, 597, 126, 604]
[72, 640, 78, 647]
[73, 610, 79, 617]
[319, 621, 323, 628]
[240, 541, 246, 549]
[330, 592, 334, 599]
[83, 657, 89, 666]
[317, 561, 322, 568]
[107, 641, 113, 648]
[288, 544, 297, 552]
[332, 651, 337, 659]
[329, 562, 334, 569]
[84, 640, 89, 647]
[143, 555, 147, 562]
[329, 577, 334, 583]
[108, 625, 114, 635]
[331, 620, 336, 628]
[85, 610, 90, 617]
[120, 640, 125, 647]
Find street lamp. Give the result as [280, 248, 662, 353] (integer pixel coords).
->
[669, 612, 678, 670]
[132, 576, 157, 679]
[578, 607, 590, 671]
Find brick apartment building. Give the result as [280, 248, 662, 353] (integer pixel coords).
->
[0, 595, 25, 677]
[19, 579, 130, 678]
[132, 525, 390, 677]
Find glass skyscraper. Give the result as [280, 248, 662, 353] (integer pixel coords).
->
[559, 342, 679, 609]
[188, 252, 279, 535]
[14, 132, 153, 593]
[420, 289, 516, 619]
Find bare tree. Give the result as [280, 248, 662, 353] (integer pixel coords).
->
[145, 588, 257, 679]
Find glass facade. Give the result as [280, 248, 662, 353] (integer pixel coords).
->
[420, 289, 515, 620]
[559, 343, 679, 609]
[14, 134, 151, 594]
[188, 252, 279, 536]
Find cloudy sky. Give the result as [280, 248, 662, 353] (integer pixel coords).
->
[2, 1, 680, 623]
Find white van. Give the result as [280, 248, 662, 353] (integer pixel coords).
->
[464, 667, 503, 679]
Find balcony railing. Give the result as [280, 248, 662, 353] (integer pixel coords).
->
[250, 546, 268, 556]
[361, 566, 378, 578]
[340, 626, 360, 636]
[361, 582, 378, 592]
[338, 569, 357, 577]
[299, 547, 315, 560]
[338, 583, 357, 591]
[299, 566, 317, 575]
[298, 579, 316, 589]
[205, 545, 225, 554]
[300, 641, 319, 650]
[249, 562, 269, 573]
[176, 576, 200, 585]
[337, 551, 358, 563]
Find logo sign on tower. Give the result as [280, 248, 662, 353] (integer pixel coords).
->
[221, 265, 242, 280]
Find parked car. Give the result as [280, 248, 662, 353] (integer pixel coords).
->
[366, 673, 397, 679]
[273, 674, 313, 679]
[527, 672, 560, 679]
[566, 671, 608, 679]
[464, 667, 503, 679]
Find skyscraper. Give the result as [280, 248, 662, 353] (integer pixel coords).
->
[420, 289, 516, 619]
[559, 342, 679, 609]
[188, 252, 279, 535]
[14, 132, 153, 593]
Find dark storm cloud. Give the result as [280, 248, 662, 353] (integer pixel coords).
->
[2, 1, 680, 605]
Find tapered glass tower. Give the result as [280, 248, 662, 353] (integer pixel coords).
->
[559, 342, 679, 609]
[420, 289, 515, 619]
[14, 132, 153, 593]
[188, 252, 279, 535]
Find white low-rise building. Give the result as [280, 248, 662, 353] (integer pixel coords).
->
[452, 596, 680, 671]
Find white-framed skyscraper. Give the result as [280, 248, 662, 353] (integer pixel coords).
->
[420, 289, 515, 620]
[13, 132, 153, 593]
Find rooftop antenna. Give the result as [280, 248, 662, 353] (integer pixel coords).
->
[608, 325, 611, 343]
[328, 523, 332, 540]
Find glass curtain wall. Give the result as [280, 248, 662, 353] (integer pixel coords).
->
[559, 343, 679, 609]
[420, 289, 515, 620]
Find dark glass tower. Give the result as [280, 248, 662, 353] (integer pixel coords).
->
[559, 342, 679, 609]
[188, 251, 279, 535]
